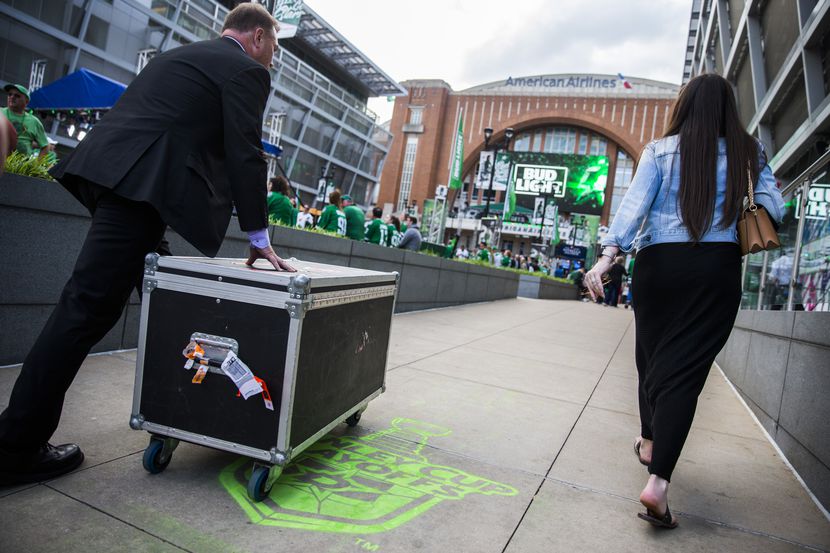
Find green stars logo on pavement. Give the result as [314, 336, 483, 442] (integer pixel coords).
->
[219, 418, 517, 534]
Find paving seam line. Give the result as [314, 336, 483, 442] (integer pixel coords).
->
[387, 303, 580, 372]
[400, 365, 587, 407]
[714, 361, 830, 523]
[499, 316, 634, 553]
[44, 484, 194, 553]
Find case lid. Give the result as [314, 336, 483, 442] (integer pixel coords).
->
[155, 256, 397, 293]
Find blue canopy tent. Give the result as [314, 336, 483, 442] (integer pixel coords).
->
[29, 67, 280, 154]
[28, 68, 127, 110]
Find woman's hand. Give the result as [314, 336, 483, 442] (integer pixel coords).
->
[585, 256, 614, 301]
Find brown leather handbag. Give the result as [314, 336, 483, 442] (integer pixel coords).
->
[737, 164, 780, 255]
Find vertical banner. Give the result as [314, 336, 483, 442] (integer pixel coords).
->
[448, 117, 464, 190]
[549, 204, 559, 246]
[273, 0, 304, 39]
[493, 152, 511, 190]
[475, 150, 494, 189]
[503, 176, 516, 222]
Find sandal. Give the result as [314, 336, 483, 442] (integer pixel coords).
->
[633, 438, 649, 466]
[637, 504, 678, 529]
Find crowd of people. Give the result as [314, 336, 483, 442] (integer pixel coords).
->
[265, 175, 422, 251]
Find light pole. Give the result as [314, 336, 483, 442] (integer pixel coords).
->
[482, 127, 514, 219]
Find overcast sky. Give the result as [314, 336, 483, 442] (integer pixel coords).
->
[305, 0, 692, 122]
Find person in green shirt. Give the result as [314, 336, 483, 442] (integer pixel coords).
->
[387, 215, 402, 247]
[364, 206, 388, 245]
[266, 175, 297, 226]
[2, 84, 50, 157]
[341, 194, 365, 241]
[477, 242, 491, 263]
[316, 188, 347, 236]
[501, 249, 512, 267]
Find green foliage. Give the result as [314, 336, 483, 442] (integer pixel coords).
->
[3, 151, 55, 180]
[269, 219, 346, 239]
[455, 257, 571, 283]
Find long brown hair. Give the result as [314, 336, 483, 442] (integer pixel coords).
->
[663, 74, 759, 241]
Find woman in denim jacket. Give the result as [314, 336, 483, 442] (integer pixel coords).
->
[585, 74, 784, 529]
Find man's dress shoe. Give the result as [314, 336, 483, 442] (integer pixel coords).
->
[0, 443, 84, 485]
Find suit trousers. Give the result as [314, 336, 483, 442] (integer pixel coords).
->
[0, 185, 166, 452]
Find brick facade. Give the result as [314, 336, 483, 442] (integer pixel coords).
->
[379, 75, 679, 226]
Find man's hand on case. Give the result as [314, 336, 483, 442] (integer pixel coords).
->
[245, 245, 296, 272]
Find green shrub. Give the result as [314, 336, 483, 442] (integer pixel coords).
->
[3, 151, 55, 180]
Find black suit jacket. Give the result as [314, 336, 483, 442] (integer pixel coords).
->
[52, 38, 271, 256]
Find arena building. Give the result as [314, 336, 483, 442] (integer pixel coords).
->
[378, 74, 679, 257]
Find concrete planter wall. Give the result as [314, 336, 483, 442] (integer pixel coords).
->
[517, 274, 579, 300]
[716, 310, 830, 511]
[0, 173, 518, 364]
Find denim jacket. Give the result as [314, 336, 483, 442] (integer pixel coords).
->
[602, 135, 785, 252]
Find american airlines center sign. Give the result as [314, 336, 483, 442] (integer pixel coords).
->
[459, 74, 678, 99]
[505, 75, 625, 89]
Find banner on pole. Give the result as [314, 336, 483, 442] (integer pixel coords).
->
[273, 0, 304, 39]
[449, 117, 464, 190]
[475, 151, 494, 189]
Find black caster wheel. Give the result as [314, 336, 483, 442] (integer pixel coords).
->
[345, 411, 361, 427]
[247, 465, 271, 502]
[142, 438, 171, 474]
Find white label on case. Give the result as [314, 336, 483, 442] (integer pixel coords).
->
[221, 351, 263, 399]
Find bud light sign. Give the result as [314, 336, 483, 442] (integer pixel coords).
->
[514, 164, 568, 197]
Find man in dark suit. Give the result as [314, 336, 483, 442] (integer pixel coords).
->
[0, 3, 294, 485]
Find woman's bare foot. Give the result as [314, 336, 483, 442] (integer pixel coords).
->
[639, 474, 677, 526]
[635, 437, 653, 465]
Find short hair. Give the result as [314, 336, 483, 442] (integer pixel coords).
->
[329, 188, 342, 206]
[222, 3, 278, 34]
[269, 175, 291, 196]
[408, 215, 417, 225]
[372, 207, 383, 218]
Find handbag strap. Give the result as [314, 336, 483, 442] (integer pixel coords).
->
[746, 162, 757, 212]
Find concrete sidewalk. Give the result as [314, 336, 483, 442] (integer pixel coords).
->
[1, 299, 828, 552]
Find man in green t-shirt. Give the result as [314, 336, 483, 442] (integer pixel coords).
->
[316, 189, 347, 235]
[2, 84, 50, 157]
[364, 206, 388, 245]
[341, 194, 365, 241]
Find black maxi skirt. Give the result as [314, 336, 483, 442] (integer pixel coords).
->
[631, 242, 742, 481]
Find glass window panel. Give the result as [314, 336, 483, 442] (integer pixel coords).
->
[301, 112, 336, 153]
[794, 174, 830, 311]
[578, 134, 588, 155]
[513, 132, 531, 152]
[271, 92, 305, 140]
[350, 176, 372, 206]
[83, 15, 109, 49]
[741, 252, 765, 309]
[314, 92, 345, 120]
[397, 136, 419, 212]
[760, 196, 800, 310]
[333, 129, 363, 168]
[532, 130, 544, 152]
[590, 135, 607, 155]
[289, 149, 326, 189]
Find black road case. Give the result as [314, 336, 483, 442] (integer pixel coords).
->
[130, 254, 398, 501]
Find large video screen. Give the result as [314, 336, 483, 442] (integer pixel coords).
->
[508, 152, 608, 216]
